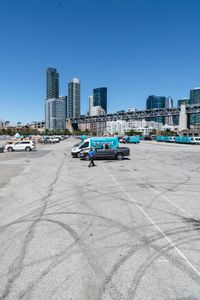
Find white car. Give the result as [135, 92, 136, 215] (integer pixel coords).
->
[5, 140, 36, 152]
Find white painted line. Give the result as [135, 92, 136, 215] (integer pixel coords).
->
[102, 165, 200, 277]
[126, 166, 199, 221]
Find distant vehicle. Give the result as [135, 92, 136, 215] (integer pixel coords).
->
[120, 136, 140, 144]
[79, 135, 88, 140]
[54, 135, 63, 141]
[191, 137, 200, 144]
[175, 136, 197, 144]
[156, 136, 176, 143]
[80, 146, 130, 161]
[71, 137, 119, 158]
[143, 136, 152, 141]
[156, 135, 200, 144]
[40, 136, 60, 143]
[5, 140, 36, 152]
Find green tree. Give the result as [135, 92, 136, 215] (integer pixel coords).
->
[160, 129, 174, 136]
[64, 128, 71, 135]
[150, 129, 157, 136]
[126, 130, 142, 136]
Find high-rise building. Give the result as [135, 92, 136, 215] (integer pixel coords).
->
[59, 96, 67, 118]
[90, 106, 106, 135]
[165, 96, 173, 108]
[68, 78, 80, 118]
[146, 95, 166, 124]
[45, 97, 66, 130]
[46, 68, 59, 99]
[188, 88, 200, 127]
[189, 88, 200, 105]
[89, 95, 94, 116]
[165, 96, 173, 125]
[146, 95, 166, 110]
[45, 68, 66, 130]
[178, 98, 190, 106]
[93, 87, 107, 113]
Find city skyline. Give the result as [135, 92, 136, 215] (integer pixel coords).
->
[1, 0, 200, 123]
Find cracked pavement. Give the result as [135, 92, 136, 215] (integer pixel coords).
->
[0, 138, 200, 300]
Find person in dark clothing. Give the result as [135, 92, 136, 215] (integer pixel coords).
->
[88, 148, 96, 167]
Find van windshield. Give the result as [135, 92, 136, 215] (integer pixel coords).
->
[80, 141, 89, 149]
[74, 141, 83, 147]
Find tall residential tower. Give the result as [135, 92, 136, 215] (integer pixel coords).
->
[67, 78, 80, 118]
[45, 68, 66, 130]
[46, 68, 59, 99]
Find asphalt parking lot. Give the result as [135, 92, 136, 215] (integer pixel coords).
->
[0, 138, 200, 300]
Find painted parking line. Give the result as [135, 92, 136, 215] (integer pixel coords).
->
[101, 164, 200, 278]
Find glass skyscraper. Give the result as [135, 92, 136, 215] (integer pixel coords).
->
[146, 95, 166, 124]
[188, 88, 200, 127]
[146, 95, 166, 110]
[45, 68, 66, 130]
[46, 68, 59, 100]
[93, 87, 107, 113]
[178, 98, 190, 106]
[67, 78, 80, 118]
[189, 88, 200, 105]
[45, 98, 66, 130]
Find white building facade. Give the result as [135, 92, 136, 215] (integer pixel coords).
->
[89, 95, 94, 116]
[90, 106, 106, 135]
[106, 119, 163, 135]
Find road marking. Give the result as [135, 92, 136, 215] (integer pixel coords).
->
[126, 166, 199, 221]
[102, 165, 200, 277]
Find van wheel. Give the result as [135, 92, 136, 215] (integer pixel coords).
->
[116, 153, 124, 160]
[77, 152, 81, 158]
[8, 147, 13, 152]
[25, 147, 31, 152]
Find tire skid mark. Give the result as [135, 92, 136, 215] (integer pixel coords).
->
[39, 218, 126, 300]
[100, 165, 200, 295]
[18, 221, 93, 299]
[101, 231, 200, 300]
[118, 163, 199, 222]
[43, 211, 200, 299]
[127, 235, 200, 300]
[0, 153, 66, 300]
[1, 146, 199, 299]
[98, 213, 200, 298]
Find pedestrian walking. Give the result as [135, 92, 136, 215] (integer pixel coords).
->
[88, 148, 96, 167]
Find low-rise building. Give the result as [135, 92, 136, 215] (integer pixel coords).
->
[106, 119, 163, 135]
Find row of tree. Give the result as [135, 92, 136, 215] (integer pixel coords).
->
[0, 127, 72, 136]
[124, 129, 177, 136]
[0, 126, 176, 137]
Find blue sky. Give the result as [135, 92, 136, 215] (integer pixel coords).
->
[1, 0, 200, 124]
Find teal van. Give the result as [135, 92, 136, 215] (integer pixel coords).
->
[121, 136, 140, 144]
[71, 137, 119, 157]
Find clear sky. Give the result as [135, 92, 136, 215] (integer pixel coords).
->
[1, 0, 200, 124]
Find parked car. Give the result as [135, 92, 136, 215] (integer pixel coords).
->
[80, 146, 130, 161]
[40, 136, 60, 144]
[4, 140, 36, 152]
[143, 136, 152, 141]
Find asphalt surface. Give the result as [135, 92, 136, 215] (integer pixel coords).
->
[0, 138, 200, 300]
